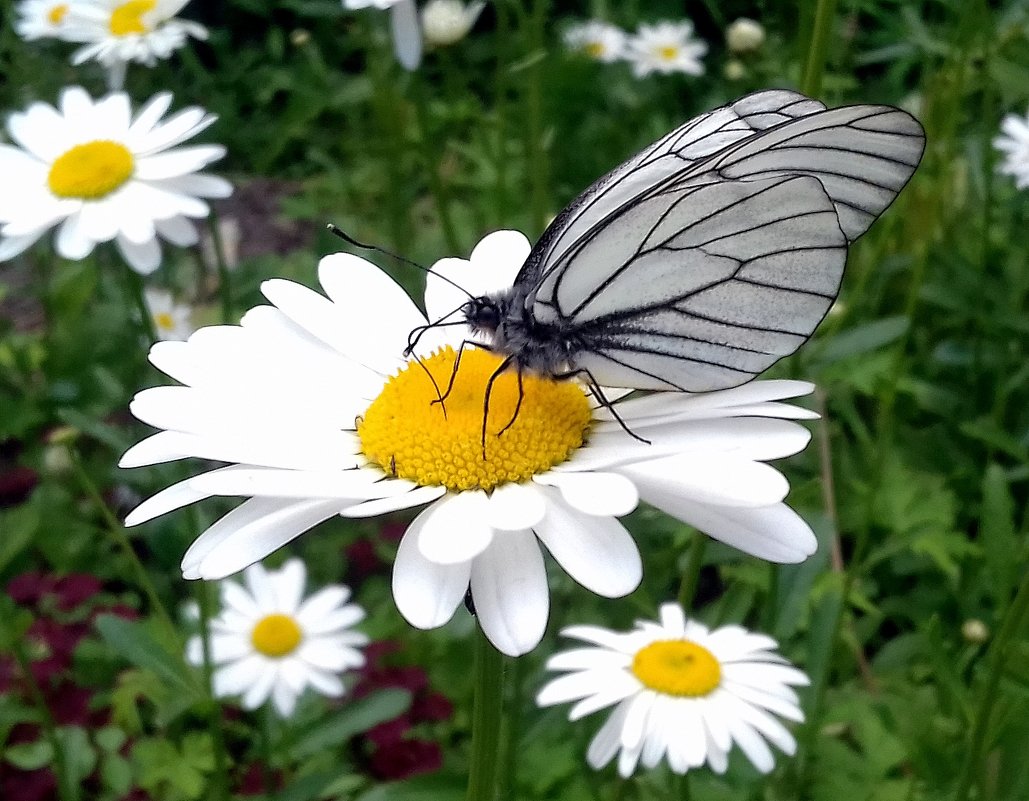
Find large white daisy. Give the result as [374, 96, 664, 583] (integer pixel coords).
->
[537, 603, 809, 776]
[185, 559, 368, 717]
[625, 20, 708, 77]
[0, 86, 231, 273]
[14, 0, 77, 40]
[60, 0, 206, 68]
[120, 231, 818, 657]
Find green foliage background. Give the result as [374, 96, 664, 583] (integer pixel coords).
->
[0, 0, 1027, 799]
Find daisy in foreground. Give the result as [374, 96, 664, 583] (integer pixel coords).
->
[186, 559, 367, 717]
[120, 231, 818, 656]
[537, 603, 809, 776]
[0, 86, 231, 273]
[625, 20, 708, 77]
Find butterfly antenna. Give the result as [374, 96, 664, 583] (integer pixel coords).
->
[326, 224, 475, 301]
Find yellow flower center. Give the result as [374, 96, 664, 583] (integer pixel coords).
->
[153, 311, 175, 331]
[47, 141, 135, 200]
[358, 346, 591, 492]
[631, 640, 722, 697]
[585, 41, 605, 58]
[251, 613, 303, 658]
[658, 45, 680, 61]
[48, 4, 68, 24]
[109, 0, 156, 35]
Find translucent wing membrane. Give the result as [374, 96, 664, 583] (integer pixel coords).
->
[521, 90, 924, 390]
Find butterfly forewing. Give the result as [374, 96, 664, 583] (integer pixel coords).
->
[519, 92, 924, 391]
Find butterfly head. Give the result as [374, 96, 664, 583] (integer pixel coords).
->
[462, 293, 506, 337]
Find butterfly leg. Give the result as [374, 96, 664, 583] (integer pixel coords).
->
[480, 355, 516, 459]
[435, 339, 496, 407]
[497, 366, 525, 438]
[550, 367, 651, 445]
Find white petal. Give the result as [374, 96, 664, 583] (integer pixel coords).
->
[586, 701, 632, 770]
[115, 233, 161, 274]
[620, 691, 656, 751]
[391, 512, 471, 628]
[620, 455, 789, 508]
[389, 0, 422, 70]
[55, 213, 94, 260]
[416, 490, 494, 564]
[533, 471, 638, 516]
[470, 530, 548, 656]
[534, 489, 641, 597]
[269, 559, 307, 613]
[341, 484, 446, 517]
[485, 483, 546, 530]
[186, 466, 395, 500]
[181, 498, 342, 579]
[635, 491, 817, 563]
[122, 467, 226, 525]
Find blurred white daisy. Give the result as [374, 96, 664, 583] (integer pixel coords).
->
[625, 20, 707, 77]
[343, 0, 422, 70]
[537, 603, 809, 777]
[0, 86, 231, 274]
[120, 231, 818, 657]
[186, 559, 368, 717]
[994, 109, 1029, 189]
[420, 0, 484, 47]
[563, 20, 627, 63]
[60, 0, 206, 70]
[14, 0, 77, 40]
[144, 288, 193, 341]
[725, 18, 765, 54]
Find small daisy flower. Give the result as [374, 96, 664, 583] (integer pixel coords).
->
[725, 18, 765, 54]
[0, 86, 232, 274]
[14, 0, 76, 40]
[144, 288, 192, 341]
[343, 0, 422, 70]
[626, 20, 708, 77]
[60, 0, 206, 69]
[563, 20, 627, 63]
[420, 0, 484, 47]
[537, 603, 809, 777]
[120, 231, 819, 657]
[186, 559, 368, 717]
[994, 109, 1029, 189]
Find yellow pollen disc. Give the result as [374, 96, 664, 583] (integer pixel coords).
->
[631, 640, 722, 697]
[154, 311, 175, 331]
[48, 4, 68, 24]
[251, 614, 303, 658]
[585, 42, 605, 58]
[358, 346, 592, 493]
[47, 141, 135, 200]
[109, 0, 156, 35]
[658, 45, 680, 61]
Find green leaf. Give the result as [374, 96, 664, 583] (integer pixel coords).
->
[94, 614, 198, 695]
[980, 464, 1019, 606]
[5, 739, 53, 770]
[288, 689, 412, 760]
[55, 726, 98, 786]
[354, 773, 465, 801]
[813, 315, 909, 364]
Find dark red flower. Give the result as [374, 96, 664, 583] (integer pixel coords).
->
[410, 691, 453, 723]
[369, 739, 443, 781]
[0, 465, 38, 508]
[54, 575, 103, 611]
[345, 539, 382, 581]
[237, 762, 284, 796]
[379, 522, 406, 544]
[366, 715, 412, 747]
[7, 572, 57, 606]
[0, 767, 57, 801]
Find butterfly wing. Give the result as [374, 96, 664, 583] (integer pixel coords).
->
[517, 90, 828, 287]
[525, 98, 924, 391]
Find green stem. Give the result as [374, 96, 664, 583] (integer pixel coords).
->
[953, 573, 1029, 801]
[496, 657, 523, 801]
[261, 705, 278, 799]
[196, 580, 231, 801]
[466, 625, 506, 801]
[207, 214, 234, 324]
[799, 0, 838, 97]
[11, 637, 75, 801]
[369, 51, 411, 255]
[68, 449, 175, 637]
[676, 533, 708, 610]
[120, 258, 158, 344]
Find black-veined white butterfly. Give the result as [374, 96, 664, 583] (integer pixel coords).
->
[453, 89, 924, 406]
